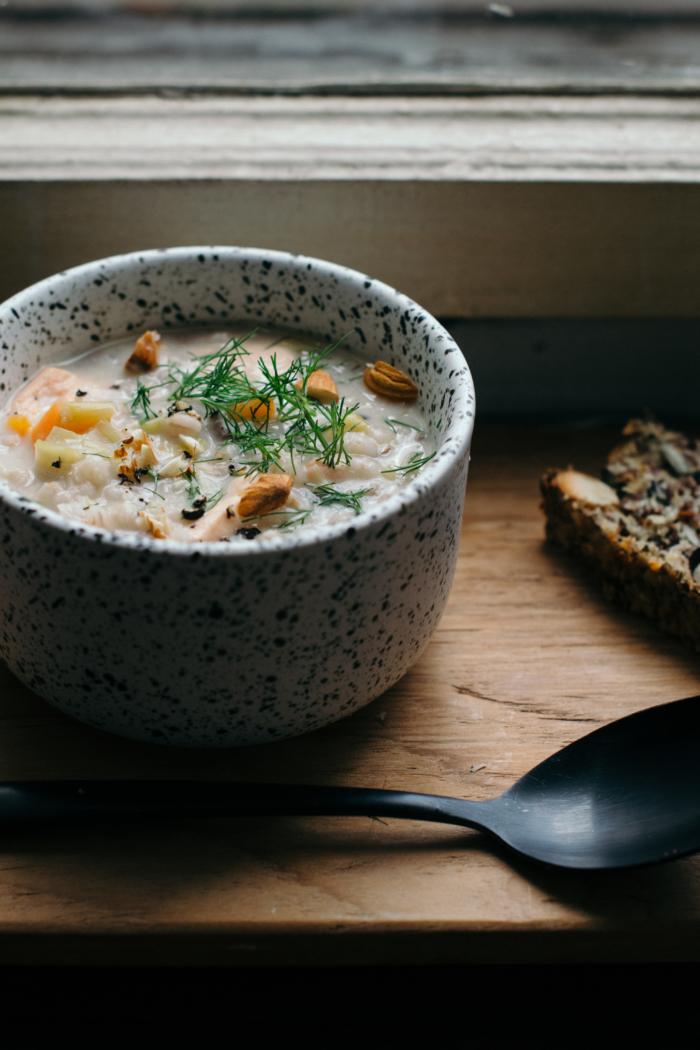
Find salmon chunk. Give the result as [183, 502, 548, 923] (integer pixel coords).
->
[10, 368, 80, 425]
[189, 477, 247, 542]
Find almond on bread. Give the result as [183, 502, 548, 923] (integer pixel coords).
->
[541, 419, 700, 651]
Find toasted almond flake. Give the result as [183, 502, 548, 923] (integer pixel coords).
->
[126, 330, 161, 373]
[140, 510, 170, 539]
[364, 361, 418, 401]
[158, 453, 190, 478]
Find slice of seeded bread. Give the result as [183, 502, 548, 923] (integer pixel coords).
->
[540, 419, 700, 651]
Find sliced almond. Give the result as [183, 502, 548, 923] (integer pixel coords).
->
[553, 470, 619, 507]
[238, 473, 293, 519]
[296, 369, 339, 404]
[136, 439, 158, 469]
[158, 452, 190, 478]
[363, 361, 418, 401]
[126, 330, 161, 373]
[141, 510, 170, 539]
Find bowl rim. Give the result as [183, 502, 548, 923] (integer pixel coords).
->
[0, 245, 475, 557]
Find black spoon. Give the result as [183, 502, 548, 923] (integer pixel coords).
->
[2, 695, 699, 869]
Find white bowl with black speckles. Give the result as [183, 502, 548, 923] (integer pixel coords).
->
[0, 247, 474, 747]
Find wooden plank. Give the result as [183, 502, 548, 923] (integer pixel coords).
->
[0, 424, 699, 965]
[4, 7, 700, 94]
[4, 96, 700, 318]
[5, 95, 700, 182]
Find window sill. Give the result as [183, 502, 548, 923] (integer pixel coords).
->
[2, 93, 700, 318]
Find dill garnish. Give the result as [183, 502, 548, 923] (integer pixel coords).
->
[206, 486, 226, 509]
[277, 510, 313, 531]
[168, 334, 257, 425]
[311, 483, 373, 515]
[144, 468, 165, 499]
[381, 451, 437, 476]
[385, 418, 423, 434]
[282, 396, 359, 470]
[131, 377, 157, 420]
[240, 506, 292, 522]
[185, 470, 200, 502]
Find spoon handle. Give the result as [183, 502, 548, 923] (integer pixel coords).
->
[0, 781, 493, 832]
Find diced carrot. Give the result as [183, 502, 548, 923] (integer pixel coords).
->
[7, 414, 31, 437]
[232, 398, 275, 423]
[31, 401, 65, 443]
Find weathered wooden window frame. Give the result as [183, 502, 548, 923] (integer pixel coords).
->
[1, 2, 699, 322]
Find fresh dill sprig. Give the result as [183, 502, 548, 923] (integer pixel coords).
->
[281, 396, 359, 469]
[185, 469, 200, 502]
[144, 469, 165, 499]
[131, 377, 157, 420]
[385, 418, 423, 433]
[205, 486, 226, 510]
[255, 343, 358, 470]
[169, 334, 258, 428]
[277, 510, 313, 531]
[237, 429, 287, 476]
[240, 507, 299, 523]
[311, 483, 373, 515]
[381, 451, 437, 476]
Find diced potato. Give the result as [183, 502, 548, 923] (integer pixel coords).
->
[59, 401, 116, 434]
[142, 417, 167, 436]
[96, 418, 121, 443]
[46, 426, 83, 446]
[343, 412, 368, 433]
[35, 440, 85, 474]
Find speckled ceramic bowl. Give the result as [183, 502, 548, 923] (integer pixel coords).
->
[0, 247, 474, 746]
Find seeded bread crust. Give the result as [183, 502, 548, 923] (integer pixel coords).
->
[540, 420, 700, 653]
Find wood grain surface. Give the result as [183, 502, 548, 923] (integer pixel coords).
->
[2, 425, 700, 966]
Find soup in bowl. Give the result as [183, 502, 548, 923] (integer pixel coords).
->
[0, 247, 474, 746]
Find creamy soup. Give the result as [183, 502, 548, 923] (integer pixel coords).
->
[0, 328, 433, 543]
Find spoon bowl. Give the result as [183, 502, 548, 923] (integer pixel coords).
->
[486, 695, 700, 867]
[2, 696, 699, 869]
